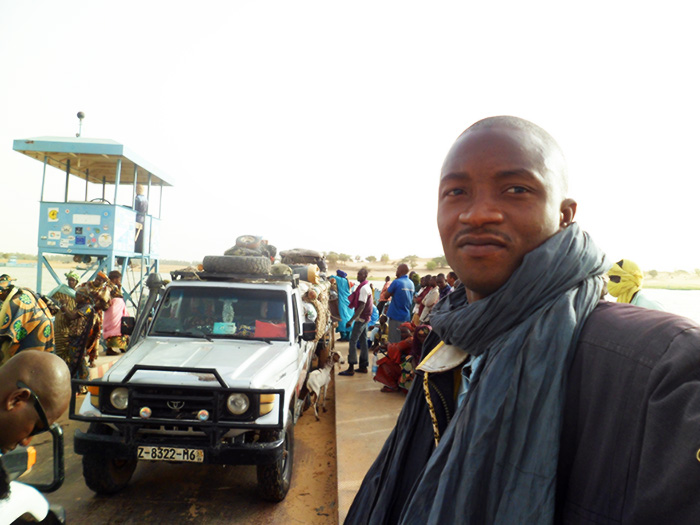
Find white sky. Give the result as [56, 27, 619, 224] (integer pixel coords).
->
[1, 1, 699, 271]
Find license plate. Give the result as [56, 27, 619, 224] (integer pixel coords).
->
[137, 446, 204, 463]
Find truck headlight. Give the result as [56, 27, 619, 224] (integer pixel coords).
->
[226, 393, 250, 415]
[110, 387, 129, 410]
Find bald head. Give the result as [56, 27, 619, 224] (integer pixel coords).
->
[396, 264, 409, 278]
[0, 351, 71, 452]
[459, 116, 569, 197]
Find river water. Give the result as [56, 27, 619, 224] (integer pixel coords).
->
[3, 265, 699, 323]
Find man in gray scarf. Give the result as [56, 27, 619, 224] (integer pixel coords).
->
[346, 117, 700, 524]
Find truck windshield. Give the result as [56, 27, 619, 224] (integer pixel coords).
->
[149, 287, 288, 341]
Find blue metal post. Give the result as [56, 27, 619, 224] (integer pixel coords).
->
[64, 159, 70, 202]
[37, 249, 43, 292]
[40, 254, 63, 292]
[132, 164, 138, 207]
[40, 156, 47, 201]
[147, 173, 152, 254]
[113, 158, 121, 203]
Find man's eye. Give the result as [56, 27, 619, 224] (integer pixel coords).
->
[505, 186, 528, 194]
[444, 188, 464, 197]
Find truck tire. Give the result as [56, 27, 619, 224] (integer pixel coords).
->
[279, 248, 323, 259]
[235, 235, 262, 250]
[257, 411, 294, 502]
[224, 246, 262, 257]
[81, 424, 137, 495]
[202, 255, 271, 275]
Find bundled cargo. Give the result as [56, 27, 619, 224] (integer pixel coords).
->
[279, 248, 327, 272]
[298, 279, 331, 343]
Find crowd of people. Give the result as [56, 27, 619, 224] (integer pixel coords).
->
[337, 252, 668, 407]
[334, 264, 464, 395]
[0, 270, 129, 384]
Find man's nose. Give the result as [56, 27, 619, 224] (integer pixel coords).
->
[458, 195, 504, 226]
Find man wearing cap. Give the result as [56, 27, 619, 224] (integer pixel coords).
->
[0, 275, 55, 366]
[347, 116, 700, 524]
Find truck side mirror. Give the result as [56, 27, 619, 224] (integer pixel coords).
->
[121, 316, 136, 336]
[301, 322, 316, 341]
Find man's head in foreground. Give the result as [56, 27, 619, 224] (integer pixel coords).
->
[438, 116, 577, 303]
[395, 264, 409, 278]
[0, 351, 72, 453]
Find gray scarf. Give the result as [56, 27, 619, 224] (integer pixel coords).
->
[401, 223, 609, 524]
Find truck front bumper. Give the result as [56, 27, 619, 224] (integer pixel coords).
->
[73, 428, 285, 466]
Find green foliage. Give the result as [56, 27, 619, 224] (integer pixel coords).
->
[648, 269, 658, 278]
[426, 261, 437, 271]
[400, 255, 419, 269]
[326, 252, 339, 264]
[355, 255, 361, 262]
[431, 255, 448, 268]
[338, 253, 351, 262]
[366, 255, 377, 263]
[380, 253, 390, 263]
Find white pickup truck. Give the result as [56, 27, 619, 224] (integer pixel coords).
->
[69, 268, 326, 502]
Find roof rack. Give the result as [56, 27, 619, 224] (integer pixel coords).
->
[169, 270, 299, 288]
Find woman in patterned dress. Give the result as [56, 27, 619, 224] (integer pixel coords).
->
[60, 284, 98, 381]
[50, 271, 79, 365]
[0, 274, 55, 365]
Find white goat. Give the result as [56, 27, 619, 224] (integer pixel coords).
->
[306, 350, 342, 421]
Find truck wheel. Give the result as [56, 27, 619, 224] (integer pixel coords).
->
[202, 255, 271, 275]
[257, 411, 294, 502]
[235, 235, 262, 250]
[82, 424, 137, 495]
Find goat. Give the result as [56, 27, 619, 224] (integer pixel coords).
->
[306, 349, 342, 421]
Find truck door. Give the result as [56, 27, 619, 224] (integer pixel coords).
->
[291, 294, 311, 393]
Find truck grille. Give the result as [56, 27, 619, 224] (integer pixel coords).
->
[130, 386, 249, 421]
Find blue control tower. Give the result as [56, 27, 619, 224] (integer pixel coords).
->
[13, 134, 174, 309]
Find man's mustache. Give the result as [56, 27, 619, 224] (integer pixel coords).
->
[453, 227, 513, 246]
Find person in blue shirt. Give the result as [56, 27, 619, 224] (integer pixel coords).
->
[384, 264, 415, 343]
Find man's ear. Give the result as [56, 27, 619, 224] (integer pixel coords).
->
[560, 198, 577, 227]
[5, 388, 31, 411]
